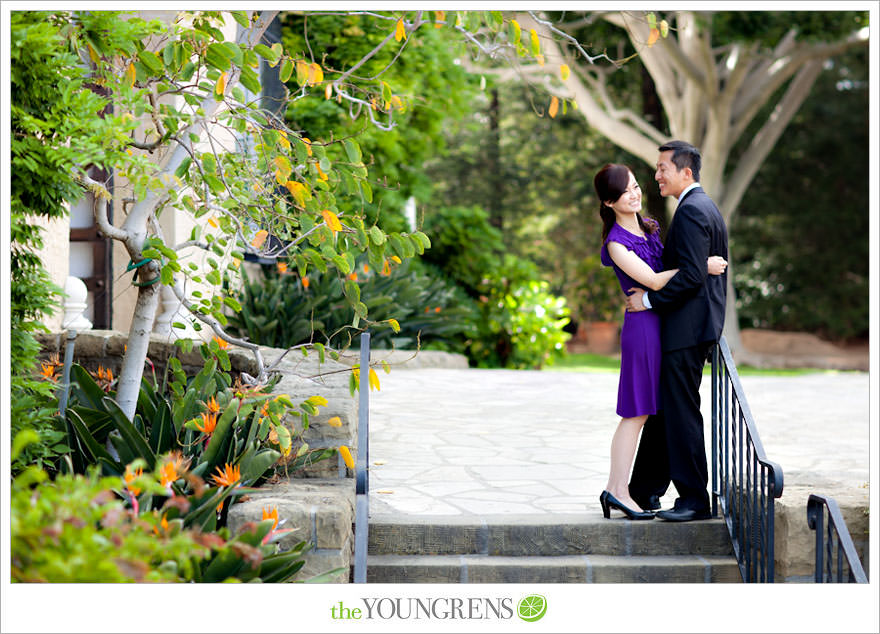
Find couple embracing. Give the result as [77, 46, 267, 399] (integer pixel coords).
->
[594, 140, 728, 522]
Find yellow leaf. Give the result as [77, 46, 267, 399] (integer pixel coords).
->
[322, 209, 343, 233]
[307, 395, 329, 407]
[560, 64, 570, 81]
[387, 318, 400, 333]
[87, 43, 100, 64]
[207, 217, 218, 228]
[317, 164, 328, 181]
[647, 28, 660, 47]
[535, 54, 545, 67]
[285, 180, 307, 206]
[273, 155, 292, 184]
[308, 62, 323, 85]
[338, 445, 355, 470]
[325, 83, 332, 99]
[434, 10, 445, 27]
[125, 63, 136, 88]
[215, 71, 227, 96]
[395, 18, 406, 42]
[370, 98, 378, 111]
[277, 130, 290, 150]
[660, 19, 669, 38]
[368, 368, 381, 391]
[390, 95, 404, 111]
[390, 255, 402, 264]
[302, 137, 313, 156]
[251, 229, 269, 249]
[295, 59, 310, 85]
[327, 416, 343, 428]
[548, 96, 559, 119]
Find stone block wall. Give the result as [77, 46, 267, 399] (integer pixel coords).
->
[774, 485, 870, 582]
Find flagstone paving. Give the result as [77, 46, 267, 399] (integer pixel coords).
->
[367, 367, 870, 517]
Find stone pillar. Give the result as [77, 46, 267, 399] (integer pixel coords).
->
[62, 276, 93, 331]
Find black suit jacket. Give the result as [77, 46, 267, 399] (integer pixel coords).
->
[646, 187, 728, 352]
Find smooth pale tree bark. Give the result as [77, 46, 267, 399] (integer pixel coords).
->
[497, 11, 867, 359]
[92, 11, 279, 421]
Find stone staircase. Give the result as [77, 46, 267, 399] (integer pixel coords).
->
[367, 513, 741, 583]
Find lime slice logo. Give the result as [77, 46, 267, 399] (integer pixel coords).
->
[517, 594, 547, 622]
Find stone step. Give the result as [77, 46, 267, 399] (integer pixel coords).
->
[368, 513, 734, 557]
[366, 554, 742, 583]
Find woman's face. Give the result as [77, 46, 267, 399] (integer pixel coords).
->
[607, 171, 642, 216]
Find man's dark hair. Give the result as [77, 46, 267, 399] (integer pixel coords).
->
[659, 140, 701, 182]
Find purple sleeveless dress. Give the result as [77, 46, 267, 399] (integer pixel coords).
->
[600, 221, 664, 418]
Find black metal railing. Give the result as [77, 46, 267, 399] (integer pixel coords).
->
[711, 336, 784, 582]
[806, 494, 868, 583]
[352, 332, 371, 583]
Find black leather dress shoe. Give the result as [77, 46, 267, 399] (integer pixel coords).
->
[633, 495, 661, 511]
[655, 507, 711, 522]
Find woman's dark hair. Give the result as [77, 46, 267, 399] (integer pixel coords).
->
[593, 163, 657, 242]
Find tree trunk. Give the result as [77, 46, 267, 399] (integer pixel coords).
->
[487, 87, 503, 230]
[114, 260, 162, 420]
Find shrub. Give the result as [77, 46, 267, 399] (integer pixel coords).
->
[229, 258, 480, 353]
[421, 206, 570, 368]
[11, 433, 314, 583]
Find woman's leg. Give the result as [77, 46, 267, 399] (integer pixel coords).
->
[605, 414, 649, 510]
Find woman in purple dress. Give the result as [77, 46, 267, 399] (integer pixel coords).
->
[593, 164, 727, 520]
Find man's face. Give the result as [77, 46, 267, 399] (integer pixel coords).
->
[655, 150, 691, 199]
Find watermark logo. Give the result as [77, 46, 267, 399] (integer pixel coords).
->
[516, 595, 547, 622]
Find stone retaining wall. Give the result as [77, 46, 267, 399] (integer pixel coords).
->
[37, 329, 467, 582]
[774, 486, 870, 582]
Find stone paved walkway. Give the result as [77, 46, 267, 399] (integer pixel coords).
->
[367, 366, 870, 517]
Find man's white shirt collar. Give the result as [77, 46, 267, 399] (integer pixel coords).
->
[677, 182, 701, 207]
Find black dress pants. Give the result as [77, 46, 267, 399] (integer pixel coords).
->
[630, 341, 713, 511]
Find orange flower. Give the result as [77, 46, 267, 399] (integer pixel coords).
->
[211, 463, 241, 487]
[40, 362, 58, 381]
[435, 307, 441, 313]
[276, 261, 288, 274]
[301, 275, 310, 289]
[259, 401, 270, 419]
[381, 260, 391, 276]
[212, 336, 229, 350]
[90, 365, 115, 391]
[195, 411, 217, 435]
[262, 506, 279, 531]
[153, 513, 169, 536]
[124, 465, 143, 497]
[362, 264, 370, 274]
[205, 395, 221, 414]
[159, 461, 179, 488]
[347, 272, 358, 281]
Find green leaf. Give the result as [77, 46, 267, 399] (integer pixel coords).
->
[279, 59, 293, 83]
[230, 11, 250, 28]
[202, 399, 239, 470]
[508, 19, 522, 45]
[223, 296, 242, 312]
[138, 50, 163, 75]
[102, 397, 157, 469]
[360, 180, 372, 203]
[369, 225, 386, 245]
[239, 65, 260, 93]
[204, 174, 225, 194]
[241, 449, 280, 485]
[174, 157, 192, 179]
[160, 264, 174, 286]
[343, 139, 362, 163]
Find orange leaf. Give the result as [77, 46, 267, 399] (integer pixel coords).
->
[647, 28, 660, 47]
[251, 230, 269, 249]
[284, 180, 307, 206]
[434, 10, 445, 27]
[548, 96, 559, 119]
[395, 18, 406, 42]
[322, 209, 343, 233]
[125, 63, 136, 88]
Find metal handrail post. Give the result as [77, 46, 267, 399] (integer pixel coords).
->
[353, 332, 370, 583]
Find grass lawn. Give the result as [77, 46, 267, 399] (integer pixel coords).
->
[546, 352, 846, 376]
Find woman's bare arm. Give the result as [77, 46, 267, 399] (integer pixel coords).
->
[607, 243, 728, 291]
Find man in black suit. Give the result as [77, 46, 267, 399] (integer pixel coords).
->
[624, 140, 728, 522]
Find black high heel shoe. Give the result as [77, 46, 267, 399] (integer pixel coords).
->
[599, 490, 654, 520]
